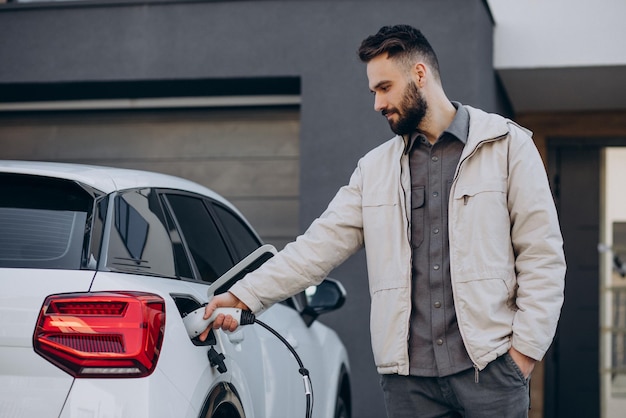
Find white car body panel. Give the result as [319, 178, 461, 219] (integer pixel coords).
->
[60, 370, 196, 418]
[0, 269, 96, 417]
[0, 269, 96, 347]
[169, 276, 273, 418]
[0, 347, 72, 416]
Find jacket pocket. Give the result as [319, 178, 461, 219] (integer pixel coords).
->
[362, 191, 397, 207]
[453, 179, 507, 205]
[362, 192, 405, 293]
[454, 277, 516, 361]
[362, 192, 399, 248]
[452, 178, 512, 272]
[411, 186, 425, 248]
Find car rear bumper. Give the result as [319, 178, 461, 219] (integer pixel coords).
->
[0, 346, 72, 416]
[59, 369, 197, 418]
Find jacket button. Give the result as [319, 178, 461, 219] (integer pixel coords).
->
[434, 301, 441, 308]
[433, 264, 440, 270]
[436, 339, 444, 345]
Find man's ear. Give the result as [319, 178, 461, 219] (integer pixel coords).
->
[413, 62, 427, 87]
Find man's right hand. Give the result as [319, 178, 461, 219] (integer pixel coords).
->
[198, 292, 250, 341]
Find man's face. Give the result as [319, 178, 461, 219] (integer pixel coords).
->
[367, 54, 428, 135]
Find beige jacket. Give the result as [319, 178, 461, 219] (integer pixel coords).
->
[230, 105, 566, 375]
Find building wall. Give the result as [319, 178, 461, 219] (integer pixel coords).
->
[0, 1, 502, 417]
[488, 0, 626, 70]
[487, 0, 626, 113]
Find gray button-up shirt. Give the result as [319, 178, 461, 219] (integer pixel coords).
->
[406, 102, 474, 377]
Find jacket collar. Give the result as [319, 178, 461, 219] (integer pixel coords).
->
[393, 104, 529, 159]
[401, 102, 469, 155]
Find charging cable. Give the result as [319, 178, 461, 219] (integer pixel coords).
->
[253, 318, 313, 418]
[183, 307, 314, 418]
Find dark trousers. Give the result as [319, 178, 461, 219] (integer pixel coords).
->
[380, 353, 530, 418]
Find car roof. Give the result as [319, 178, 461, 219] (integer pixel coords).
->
[0, 160, 233, 207]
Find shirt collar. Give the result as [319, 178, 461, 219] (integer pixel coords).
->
[403, 101, 469, 154]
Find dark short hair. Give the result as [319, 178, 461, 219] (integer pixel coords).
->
[358, 25, 440, 77]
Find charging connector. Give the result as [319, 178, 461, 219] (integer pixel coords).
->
[183, 307, 255, 338]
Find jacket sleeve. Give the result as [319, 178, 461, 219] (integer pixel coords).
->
[507, 124, 566, 360]
[228, 165, 366, 313]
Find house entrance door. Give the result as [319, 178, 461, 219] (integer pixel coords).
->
[547, 140, 626, 418]
[546, 143, 600, 418]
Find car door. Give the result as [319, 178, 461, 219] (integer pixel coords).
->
[161, 192, 277, 417]
[207, 199, 324, 418]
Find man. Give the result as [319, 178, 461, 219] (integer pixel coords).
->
[201, 25, 565, 417]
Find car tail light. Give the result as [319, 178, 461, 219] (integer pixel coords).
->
[33, 292, 165, 378]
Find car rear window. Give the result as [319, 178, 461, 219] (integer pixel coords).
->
[0, 173, 95, 269]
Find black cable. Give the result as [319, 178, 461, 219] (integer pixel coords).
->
[254, 318, 314, 418]
[207, 310, 313, 417]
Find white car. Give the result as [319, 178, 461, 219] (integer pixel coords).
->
[0, 160, 351, 418]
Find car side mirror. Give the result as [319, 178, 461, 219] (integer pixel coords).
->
[301, 278, 346, 327]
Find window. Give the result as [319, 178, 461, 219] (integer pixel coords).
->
[114, 195, 150, 262]
[0, 207, 86, 268]
[165, 194, 233, 283]
[601, 148, 626, 405]
[212, 203, 261, 262]
[0, 174, 93, 269]
[107, 189, 180, 278]
[159, 196, 194, 280]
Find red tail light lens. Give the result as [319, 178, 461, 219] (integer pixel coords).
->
[33, 292, 165, 378]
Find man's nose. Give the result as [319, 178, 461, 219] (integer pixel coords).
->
[374, 94, 386, 113]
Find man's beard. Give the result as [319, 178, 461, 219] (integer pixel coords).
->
[383, 81, 428, 135]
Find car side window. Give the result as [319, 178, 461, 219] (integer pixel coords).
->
[159, 196, 195, 280]
[212, 203, 261, 262]
[107, 189, 181, 278]
[164, 194, 234, 283]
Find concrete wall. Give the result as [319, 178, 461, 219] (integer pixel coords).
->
[487, 0, 626, 113]
[488, 0, 626, 69]
[0, 1, 501, 416]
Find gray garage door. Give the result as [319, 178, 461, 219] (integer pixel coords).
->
[0, 106, 300, 249]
